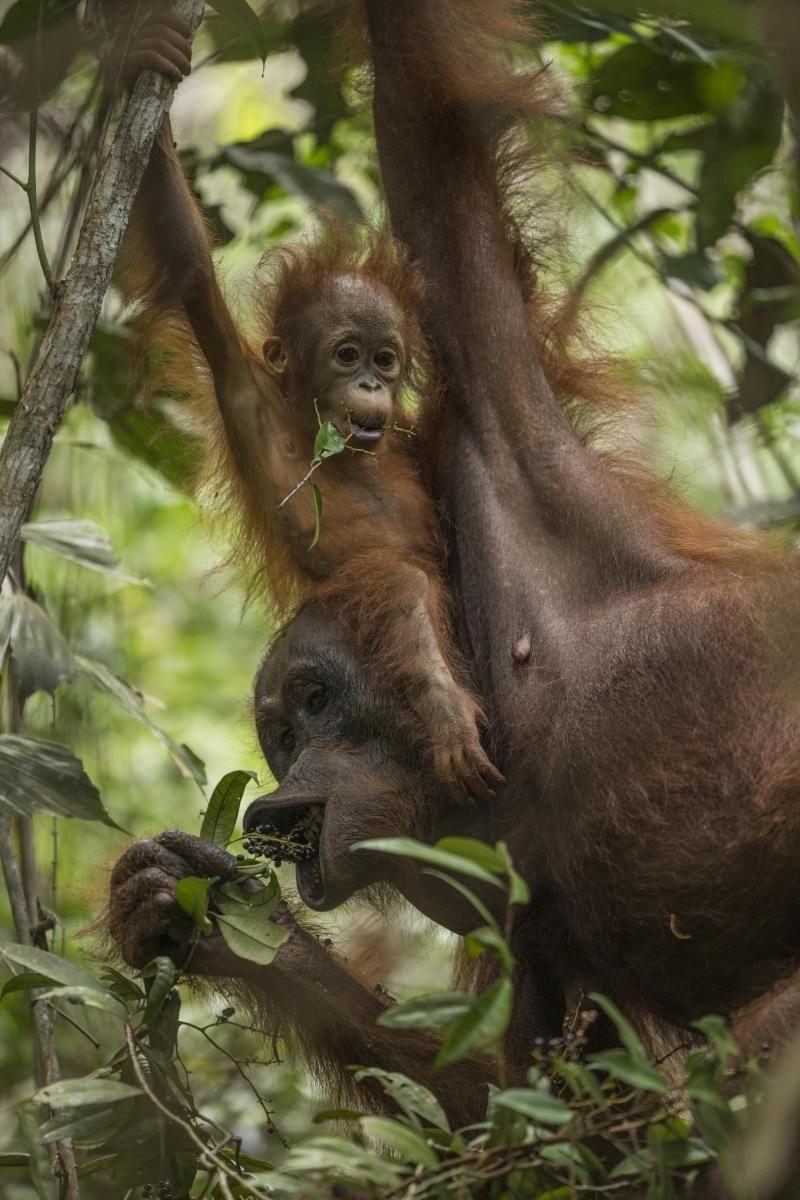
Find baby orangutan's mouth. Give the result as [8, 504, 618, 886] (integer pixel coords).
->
[348, 421, 385, 447]
[244, 801, 326, 905]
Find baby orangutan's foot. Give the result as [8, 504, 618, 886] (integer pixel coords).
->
[421, 689, 505, 807]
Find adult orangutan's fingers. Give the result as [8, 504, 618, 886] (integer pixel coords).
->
[113, 868, 182, 920]
[126, 49, 184, 82]
[155, 830, 238, 881]
[140, 11, 191, 38]
[134, 30, 192, 74]
[109, 889, 179, 969]
[110, 840, 194, 891]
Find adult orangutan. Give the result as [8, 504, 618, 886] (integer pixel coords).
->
[108, 0, 800, 1125]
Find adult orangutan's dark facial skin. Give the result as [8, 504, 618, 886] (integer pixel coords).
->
[244, 605, 499, 930]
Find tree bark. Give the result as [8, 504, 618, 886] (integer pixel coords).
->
[0, 0, 206, 585]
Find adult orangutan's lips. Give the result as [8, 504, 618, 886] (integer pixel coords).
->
[243, 797, 328, 907]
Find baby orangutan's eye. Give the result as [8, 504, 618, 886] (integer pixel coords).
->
[336, 344, 359, 365]
[374, 349, 397, 371]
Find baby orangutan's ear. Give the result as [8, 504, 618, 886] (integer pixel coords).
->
[263, 336, 288, 377]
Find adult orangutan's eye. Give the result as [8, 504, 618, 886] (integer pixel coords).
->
[336, 344, 359, 364]
[279, 727, 295, 751]
[305, 685, 328, 715]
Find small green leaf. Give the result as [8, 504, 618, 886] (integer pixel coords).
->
[1, 945, 103, 992]
[206, 0, 267, 64]
[200, 770, 256, 846]
[215, 874, 280, 918]
[377, 991, 474, 1030]
[34, 1079, 141, 1108]
[422, 868, 501, 933]
[360, 1117, 438, 1167]
[216, 911, 290, 965]
[495, 841, 531, 905]
[494, 1087, 574, 1126]
[434, 838, 506, 874]
[174, 876, 216, 934]
[313, 420, 346, 460]
[692, 1014, 739, 1061]
[352, 837, 504, 889]
[309, 482, 323, 550]
[142, 957, 177, 1024]
[435, 977, 513, 1068]
[588, 993, 648, 1061]
[590, 1049, 669, 1094]
[353, 1068, 450, 1131]
[0, 592, 74, 701]
[464, 926, 515, 975]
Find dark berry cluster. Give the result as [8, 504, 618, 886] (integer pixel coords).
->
[239, 819, 317, 868]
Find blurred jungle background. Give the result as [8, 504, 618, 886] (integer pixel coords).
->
[0, 0, 798, 1196]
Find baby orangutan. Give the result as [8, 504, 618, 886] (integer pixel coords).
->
[117, 13, 502, 804]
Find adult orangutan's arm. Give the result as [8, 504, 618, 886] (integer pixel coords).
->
[108, 831, 494, 1127]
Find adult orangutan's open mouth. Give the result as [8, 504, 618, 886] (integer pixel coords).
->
[243, 796, 328, 907]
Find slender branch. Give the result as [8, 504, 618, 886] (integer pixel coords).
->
[124, 1023, 266, 1200]
[0, 0, 207, 588]
[27, 106, 55, 294]
[0, 163, 27, 190]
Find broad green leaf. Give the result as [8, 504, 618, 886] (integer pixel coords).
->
[435, 977, 513, 1068]
[353, 1068, 450, 1131]
[0, 592, 75, 701]
[360, 1116, 438, 1167]
[216, 874, 280, 918]
[590, 1049, 669, 1094]
[352, 837, 504, 889]
[588, 993, 649, 1061]
[21, 519, 150, 586]
[313, 421, 346, 460]
[216, 911, 290, 965]
[494, 1087, 573, 1126]
[1, 972, 53, 998]
[34, 1079, 141, 1108]
[200, 770, 255, 846]
[142, 956, 177, 1024]
[377, 990, 474, 1030]
[309, 482, 322, 550]
[1, 945, 103, 992]
[206, 0, 267, 64]
[175, 876, 216, 934]
[39, 986, 124, 1017]
[76, 656, 205, 787]
[0, 735, 118, 827]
